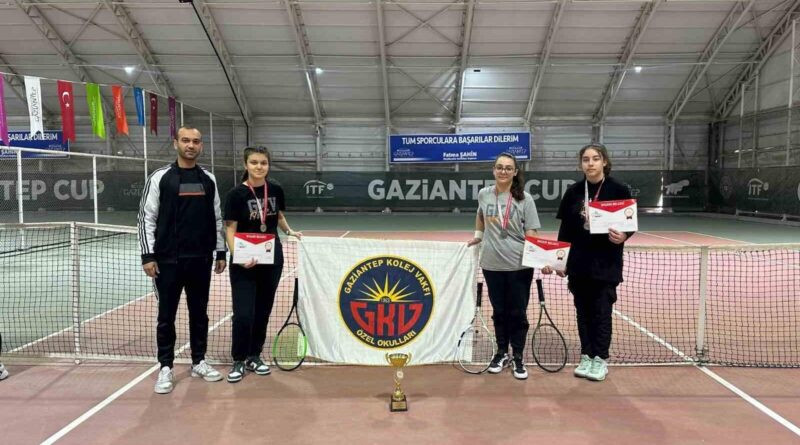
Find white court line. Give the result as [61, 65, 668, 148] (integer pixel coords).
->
[40, 312, 233, 445]
[637, 231, 700, 246]
[339, 231, 350, 238]
[613, 308, 800, 438]
[9, 291, 154, 354]
[697, 366, 800, 437]
[42, 262, 301, 444]
[683, 231, 750, 245]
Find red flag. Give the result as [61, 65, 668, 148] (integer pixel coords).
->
[111, 85, 129, 136]
[57, 80, 75, 142]
[149, 92, 158, 135]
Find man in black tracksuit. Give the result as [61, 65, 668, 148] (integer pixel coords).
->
[138, 126, 227, 394]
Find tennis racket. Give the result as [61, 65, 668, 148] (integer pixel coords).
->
[531, 278, 568, 372]
[456, 282, 497, 374]
[271, 277, 308, 371]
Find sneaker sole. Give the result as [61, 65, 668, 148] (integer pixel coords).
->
[226, 375, 243, 383]
[574, 370, 589, 378]
[0, 370, 8, 380]
[246, 365, 271, 376]
[586, 372, 608, 382]
[154, 386, 173, 394]
[513, 373, 528, 380]
[191, 371, 223, 382]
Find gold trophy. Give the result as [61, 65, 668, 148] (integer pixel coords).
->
[385, 352, 412, 412]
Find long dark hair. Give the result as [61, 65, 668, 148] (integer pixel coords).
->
[578, 143, 612, 177]
[240, 146, 272, 182]
[495, 152, 525, 201]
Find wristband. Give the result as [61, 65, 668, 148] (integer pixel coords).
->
[474, 230, 483, 240]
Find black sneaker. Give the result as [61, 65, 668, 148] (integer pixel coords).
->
[227, 361, 245, 383]
[512, 356, 528, 380]
[487, 352, 509, 374]
[245, 357, 271, 375]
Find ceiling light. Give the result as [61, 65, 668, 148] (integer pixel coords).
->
[634, 66, 642, 73]
[124, 66, 136, 75]
[315, 67, 323, 75]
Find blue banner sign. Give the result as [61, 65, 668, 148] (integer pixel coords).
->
[0, 131, 69, 159]
[390, 132, 530, 163]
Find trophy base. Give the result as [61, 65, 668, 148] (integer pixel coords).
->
[389, 395, 408, 412]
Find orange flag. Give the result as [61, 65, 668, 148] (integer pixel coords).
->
[111, 85, 129, 136]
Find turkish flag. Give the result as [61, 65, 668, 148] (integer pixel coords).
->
[57, 80, 75, 142]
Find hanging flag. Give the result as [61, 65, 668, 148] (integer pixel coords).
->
[57, 80, 76, 142]
[86, 83, 106, 140]
[24, 76, 43, 136]
[111, 85, 129, 136]
[0, 80, 8, 146]
[168, 96, 176, 138]
[149, 92, 158, 135]
[134, 87, 145, 126]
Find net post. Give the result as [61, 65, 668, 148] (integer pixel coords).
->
[70, 222, 82, 364]
[695, 246, 709, 364]
[92, 156, 99, 225]
[16, 149, 23, 224]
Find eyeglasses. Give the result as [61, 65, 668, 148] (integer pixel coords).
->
[494, 165, 516, 172]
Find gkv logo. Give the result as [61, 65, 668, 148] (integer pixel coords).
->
[747, 178, 769, 196]
[338, 256, 433, 349]
[303, 179, 334, 197]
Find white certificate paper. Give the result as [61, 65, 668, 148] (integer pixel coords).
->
[587, 199, 638, 234]
[233, 232, 275, 265]
[521, 236, 571, 271]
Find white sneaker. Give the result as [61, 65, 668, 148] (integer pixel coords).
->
[586, 356, 608, 382]
[191, 360, 223, 382]
[154, 366, 174, 394]
[0, 363, 8, 380]
[574, 354, 592, 378]
[487, 353, 509, 374]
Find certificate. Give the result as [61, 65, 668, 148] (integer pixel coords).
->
[521, 236, 571, 271]
[587, 199, 638, 234]
[233, 232, 275, 265]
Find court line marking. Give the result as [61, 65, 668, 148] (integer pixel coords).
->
[339, 231, 351, 238]
[42, 261, 301, 444]
[9, 291, 154, 354]
[683, 231, 750, 245]
[635, 231, 700, 246]
[697, 366, 800, 437]
[40, 311, 231, 445]
[613, 308, 800, 438]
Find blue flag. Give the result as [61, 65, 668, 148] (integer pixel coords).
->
[133, 87, 145, 126]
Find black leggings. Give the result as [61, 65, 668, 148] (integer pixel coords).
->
[229, 263, 283, 362]
[154, 257, 213, 368]
[568, 277, 617, 360]
[482, 268, 534, 357]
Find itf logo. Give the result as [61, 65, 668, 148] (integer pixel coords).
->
[303, 179, 334, 197]
[747, 178, 769, 196]
[338, 256, 433, 349]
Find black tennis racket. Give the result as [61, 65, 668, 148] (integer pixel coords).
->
[456, 282, 497, 374]
[531, 278, 568, 372]
[271, 277, 308, 371]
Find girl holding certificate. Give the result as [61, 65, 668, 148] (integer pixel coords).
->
[467, 152, 541, 380]
[542, 143, 633, 382]
[223, 146, 302, 383]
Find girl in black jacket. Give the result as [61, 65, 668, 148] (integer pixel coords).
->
[543, 143, 633, 382]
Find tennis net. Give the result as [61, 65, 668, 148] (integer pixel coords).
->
[1, 222, 797, 367]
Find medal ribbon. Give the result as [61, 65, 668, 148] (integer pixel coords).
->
[246, 181, 268, 229]
[495, 187, 513, 231]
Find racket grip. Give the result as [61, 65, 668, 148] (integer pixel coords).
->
[477, 282, 483, 307]
[535, 279, 544, 302]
